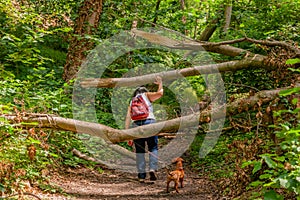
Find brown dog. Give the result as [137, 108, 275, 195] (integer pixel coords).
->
[166, 157, 184, 193]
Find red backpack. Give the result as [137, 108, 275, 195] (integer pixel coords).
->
[130, 94, 149, 120]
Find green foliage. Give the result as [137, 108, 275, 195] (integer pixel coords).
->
[188, 131, 237, 180]
[0, 0, 299, 197]
[243, 88, 300, 199]
[0, 0, 71, 81]
[224, 69, 275, 96]
[286, 58, 300, 65]
[0, 78, 93, 193]
[226, 0, 300, 42]
[0, 0, 86, 191]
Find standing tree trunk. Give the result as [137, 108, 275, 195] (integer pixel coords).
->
[179, 0, 187, 35]
[198, 16, 220, 41]
[153, 0, 161, 25]
[198, 5, 225, 41]
[63, 0, 103, 82]
[223, 0, 232, 33]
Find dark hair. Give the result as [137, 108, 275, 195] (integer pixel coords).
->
[132, 86, 148, 97]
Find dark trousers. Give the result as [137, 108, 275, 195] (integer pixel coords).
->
[132, 119, 158, 179]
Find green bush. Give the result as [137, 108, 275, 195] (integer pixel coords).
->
[243, 87, 300, 199]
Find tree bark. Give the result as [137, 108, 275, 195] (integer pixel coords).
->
[79, 55, 268, 88]
[72, 148, 110, 168]
[223, 1, 232, 33]
[179, 0, 187, 35]
[63, 0, 103, 82]
[198, 17, 219, 41]
[129, 29, 249, 56]
[2, 87, 288, 143]
[153, 0, 161, 25]
[73, 28, 298, 88]
[131, 30, 299, 56]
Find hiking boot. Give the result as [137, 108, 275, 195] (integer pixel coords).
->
[149, 170, 157, 181]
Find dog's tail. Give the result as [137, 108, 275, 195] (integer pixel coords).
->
[168, 171, 177, 177]
[165, 165, 172, 175]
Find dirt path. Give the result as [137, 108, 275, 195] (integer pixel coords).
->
[41, 167, 225, 200]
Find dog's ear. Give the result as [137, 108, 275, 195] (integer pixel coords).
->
[178, 157, 184, 162]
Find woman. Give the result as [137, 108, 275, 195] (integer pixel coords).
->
[125, 76, 163, 183]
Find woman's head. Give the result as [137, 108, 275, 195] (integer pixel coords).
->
[133, 86, 148, 97]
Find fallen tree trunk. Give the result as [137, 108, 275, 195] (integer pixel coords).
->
[80, 56, 268, 88]
[131, 30, 300, 56]
[81, 30, 299, 88]
[79, 30, 299, 89]
[2, 87, 287, 143]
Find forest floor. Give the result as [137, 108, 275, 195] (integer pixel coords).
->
[35, 166, 228, 200]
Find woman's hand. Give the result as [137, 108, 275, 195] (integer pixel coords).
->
[147, 76, 163, 102]
[154, 76, 162, 85]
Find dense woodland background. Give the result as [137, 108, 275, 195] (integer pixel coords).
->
[0, 0, 299, 199]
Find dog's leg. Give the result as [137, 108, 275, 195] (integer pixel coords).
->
[166, 180, 170, 193]
[175, 180, 179, 193]
[180, 177, 184, 188]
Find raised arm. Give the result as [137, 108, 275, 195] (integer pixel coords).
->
[147, 76, 163, 102]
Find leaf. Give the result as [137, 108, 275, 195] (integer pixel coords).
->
[264, 190, 284, 200]
[286, 58, 300, 65]
[49, 153, 59, 158]
[280, 124, 290, 131]
[278, 178, 289, 188]
[287, 129, 300, 134]
[28, 137, 41, 144]
[242, 160, 254, 168]
[264, 30, 276, 35]
[21, 122, 39, 126]
[262, 155, 277, 168]
[260, 173, 273, 179]
[292, 98, 299, 105]
[288, 68, 300, 73]
[264, 181, 276, 187]
[279, 87, 300, 97]
[253, 161, 262, 174]
[0, 183, 4, 192]
[250, 180, 263, 187]
[274, 156, 285, 162]
[292, 108, 300, 114]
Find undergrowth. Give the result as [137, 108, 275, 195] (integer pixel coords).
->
[188, 86, 300, 200]
[0, 76, 96, 195]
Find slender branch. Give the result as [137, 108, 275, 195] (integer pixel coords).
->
[199, 38, 247, 46]
[72, 148, 110, 168]
[198, 37, 300, 55]
[185, 37, 300, 54]
[245, 37, 300, 55]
